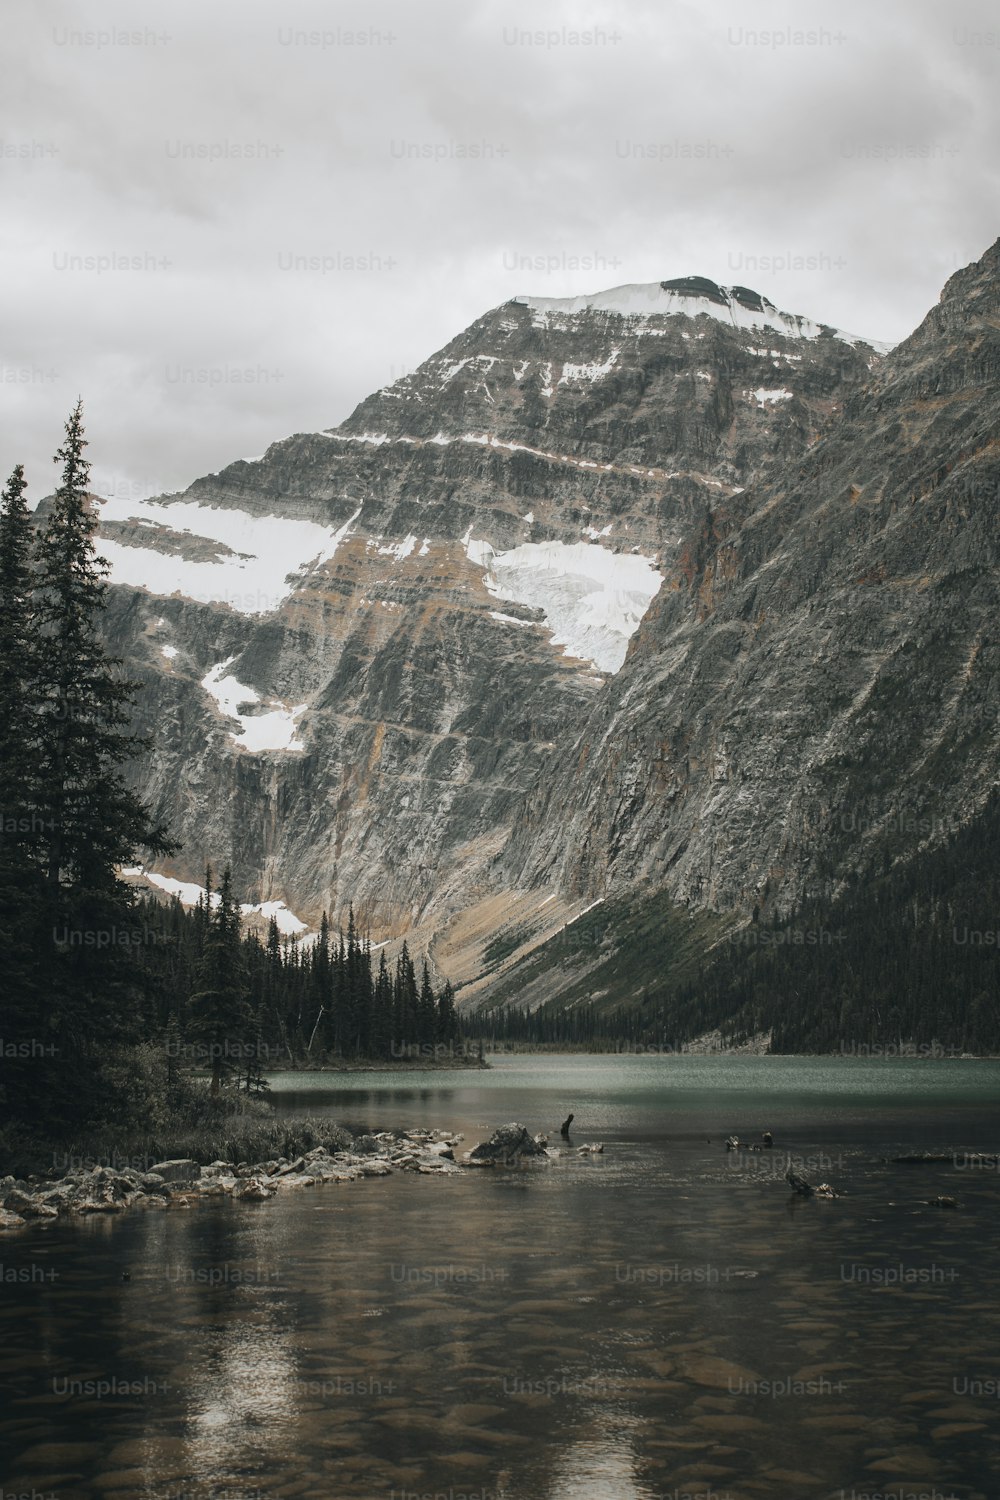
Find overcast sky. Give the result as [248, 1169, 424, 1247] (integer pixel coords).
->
[3, 0, 998, 505]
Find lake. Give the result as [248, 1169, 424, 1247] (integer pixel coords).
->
[2, 1055, 999, 1500]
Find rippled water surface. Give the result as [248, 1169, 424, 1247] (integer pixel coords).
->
[2, 1055, 1000, 1500]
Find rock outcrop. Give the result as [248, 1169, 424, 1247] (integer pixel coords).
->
[0, 1128, 468, 1229]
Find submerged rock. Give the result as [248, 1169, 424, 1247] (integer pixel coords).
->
[786, 1166, 840, 1199]
[786, 1167, 812, 1195]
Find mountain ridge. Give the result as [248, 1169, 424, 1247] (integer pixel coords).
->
[95, 266, 884, 952]
[87, 245, 1000, 1042]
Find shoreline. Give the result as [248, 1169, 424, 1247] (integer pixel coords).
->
[0, 1127, 475, 1232]
[257, 1056, 490, 1074]
[245, 1049, 997, 1066]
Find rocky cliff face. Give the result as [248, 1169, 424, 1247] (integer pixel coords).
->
[499, 241, 1000, 945]
[101, 275, 885, 955]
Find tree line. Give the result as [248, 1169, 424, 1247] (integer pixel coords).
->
[136, 874, 459, 1095]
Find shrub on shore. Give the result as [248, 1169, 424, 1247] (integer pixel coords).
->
[0, 1042, 353, 1178]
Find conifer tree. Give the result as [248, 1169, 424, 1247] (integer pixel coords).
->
[437, 979, 459, 1048]
[394, 941, 419, 1056]
[371, 950, 393, 1059]
[0, 464, 37, 844]
[261, 914, 285, 1060]
[4, 407, 175, 1131]
[188, 865, 250, 1094]
[310, 911, 331, 1054]
[0, 464, 48, 1121]
[418, 961, 437, 1049]
[32, 401, 173, 897]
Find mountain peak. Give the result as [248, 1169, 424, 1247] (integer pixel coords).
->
[513, 276, 893, 353]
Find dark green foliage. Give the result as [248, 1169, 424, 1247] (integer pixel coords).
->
[129, 891, 463, 1068]
[700, 792, 1000, 1055]
[436, 980, 459, 1046]
[0, 464, 48, 1114]
[187, 867, 251, 1094]
[31, 401, 173, 894]
[0, 463, 36, 837]
[0, 407, 175, 1134]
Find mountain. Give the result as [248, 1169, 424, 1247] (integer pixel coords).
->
[476, 240, 1000, 1026]
[90, 241, 999, 1040]
[96, 274, 884, 952]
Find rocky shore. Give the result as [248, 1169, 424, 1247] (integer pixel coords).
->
[0, 1122, 567, 1230]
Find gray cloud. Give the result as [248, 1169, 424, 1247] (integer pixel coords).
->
[2, 0, 998, 505]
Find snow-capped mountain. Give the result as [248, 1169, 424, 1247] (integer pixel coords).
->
[97, 265, 921, 987]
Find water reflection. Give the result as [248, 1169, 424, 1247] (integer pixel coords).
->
[185, 1313, 299, 1474]
[546, 1420, 647, 1500]
[1, 1059, 999, 1498]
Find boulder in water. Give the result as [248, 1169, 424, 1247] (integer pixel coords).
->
[467, 1123, 550, 1164]
[233, 1176, 277, 1201]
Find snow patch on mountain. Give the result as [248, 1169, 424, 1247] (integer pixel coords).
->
[126, 868, 307, 934]
[438, 358, 470, 383]
[201, 659, 306, 752]
[465, 537, 662, 673]
[750, 387, 793, 405]
[373, 534, 420, 561]
[242, 899, 308, 935]
[558, 347, 620, 385]
[490, 610, 534, 627]
[96, 496, 361, 615]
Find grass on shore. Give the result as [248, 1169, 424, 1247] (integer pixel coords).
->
[0, 1043, 356, 1179]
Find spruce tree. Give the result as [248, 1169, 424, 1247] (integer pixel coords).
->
[24, 404, 176, 1128]
[188, 866, 250, 1094]
[418, 961, 437, 1050]
[262, 915, 285, 1061]
[32, 401, 173, 895]
[310, 912, 331, 1054]
[371, 950, 393, 1059]
[394, 941, 419, 1057]
[0, 464, 48, 1122]
[0, 464, 37, 841]
[437, 980, 459, 1049]
[343, 905, 362, 1055]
